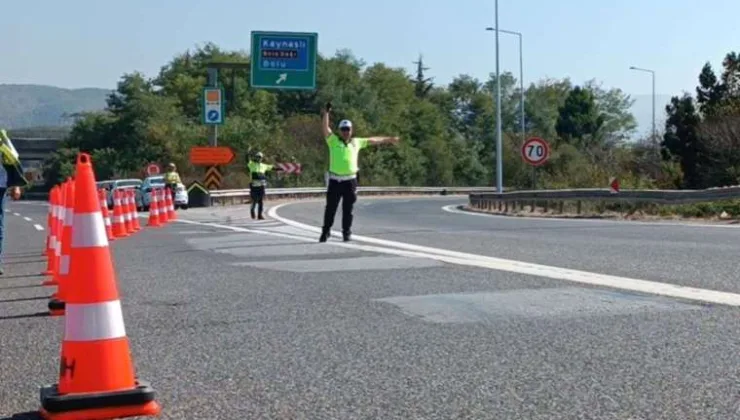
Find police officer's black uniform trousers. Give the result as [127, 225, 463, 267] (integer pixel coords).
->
[320, 177, 358, 242]
[250, 173, 267, 219]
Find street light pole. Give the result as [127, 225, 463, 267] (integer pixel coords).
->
[629, 66, 657, 153]
[494, 0, 503, 192]
[486, 26, 524, 150]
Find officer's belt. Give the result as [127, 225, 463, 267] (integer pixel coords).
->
[328, 173, 356, 181]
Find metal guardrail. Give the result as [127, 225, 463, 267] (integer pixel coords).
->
[468, 186, 740, 215]
[470, 186, 740, 204]
[208, 186, 497, 206]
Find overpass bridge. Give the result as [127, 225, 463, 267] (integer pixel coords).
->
[11, 137, 64, 183]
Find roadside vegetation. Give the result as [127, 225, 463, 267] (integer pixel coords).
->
[37, 44, 740, 218]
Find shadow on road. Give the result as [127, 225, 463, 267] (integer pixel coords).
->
[0, 411, 43, 420]
[0, 296, 50, 304]
[0, 312, 49, 321]
[0, 284, 44, 291]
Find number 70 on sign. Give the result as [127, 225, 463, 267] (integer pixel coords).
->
[521, 137, 550, 166]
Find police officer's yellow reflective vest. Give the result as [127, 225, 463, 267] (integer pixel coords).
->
[0, 129, 20, 166]
[248, 161, 273, 187]
[163, 171, 181, 184]
[0, 129, 29, 188]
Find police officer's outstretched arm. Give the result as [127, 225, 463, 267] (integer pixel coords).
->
[366, 136, 401, 146]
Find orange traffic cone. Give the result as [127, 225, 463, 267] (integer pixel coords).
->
[165, 187, 176, 220]
[42, 190, 55, 273]
[46, 183, 65, 289]
[147, 188, 161, 227]
[156, 189, 168, 225]
[48, 179, 74, 316]
[122, 189, 134, 234]
[39, 153, 160, 420]
[98, 189, 115, 241]
[42, 186, 59, 281]
[111, 189, 129, 238]
[127, 189, 141, 232]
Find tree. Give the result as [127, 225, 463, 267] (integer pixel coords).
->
[412, 55, 434, 98]
[662, 94, 703, 188]
[556, 86, 605, 149]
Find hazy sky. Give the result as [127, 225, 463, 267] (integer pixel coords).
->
[2, 0, 738, 135]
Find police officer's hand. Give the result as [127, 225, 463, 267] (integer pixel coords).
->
[9, 186, 21, 200]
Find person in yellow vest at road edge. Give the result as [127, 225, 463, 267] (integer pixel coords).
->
[0, 129, 30, 275]
[163, 162, 182, 202]
[247, 151, 274, 220]
[319, 102, 400, 243]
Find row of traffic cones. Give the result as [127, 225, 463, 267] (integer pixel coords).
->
[42, 184, 178, 282]
[35, 154, 163, 419]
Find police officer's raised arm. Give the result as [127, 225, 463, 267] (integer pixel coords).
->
[321, 102, 333, 139]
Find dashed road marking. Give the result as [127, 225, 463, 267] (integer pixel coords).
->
[23, 216, 32, 222]
[34, 224, 44, 231]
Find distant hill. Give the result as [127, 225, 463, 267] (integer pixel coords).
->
[0, 84, 110, 129]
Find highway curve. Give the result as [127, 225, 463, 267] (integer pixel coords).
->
[3, 198, 740, 419]
[274, 195, 740, 294]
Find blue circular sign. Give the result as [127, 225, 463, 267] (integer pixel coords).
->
[207, 110, 220, 122]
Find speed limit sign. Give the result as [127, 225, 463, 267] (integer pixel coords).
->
[521, 137, 550, 166]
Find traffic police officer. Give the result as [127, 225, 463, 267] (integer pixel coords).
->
[163, 162, 182, 202]
[319, 102, 400, 242]
[0, 129, 29, 275]
[247, 151, 274, 220]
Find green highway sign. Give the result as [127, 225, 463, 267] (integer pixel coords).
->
[250, 31, 318, 90]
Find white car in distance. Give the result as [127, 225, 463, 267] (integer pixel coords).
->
[139, 175, 189, 211]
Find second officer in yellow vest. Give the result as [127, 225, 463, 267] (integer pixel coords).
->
[247, 151, 274, 220]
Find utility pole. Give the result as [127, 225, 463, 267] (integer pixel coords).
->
[629, 66, 657, 154]
[494, 0, 503, 193]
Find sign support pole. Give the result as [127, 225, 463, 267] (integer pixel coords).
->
[207, 67, 219, 147]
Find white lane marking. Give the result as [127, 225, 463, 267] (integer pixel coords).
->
[266, 202, 740, 307]
[34, 224, 44, 231]
[12, 212, 20, 216]
[441, 204, 740, 229]
[23, 216, 32, 222]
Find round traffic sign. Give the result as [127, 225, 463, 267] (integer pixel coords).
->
[207, 110, 220, 122]
[146, 163, 160, 176]
[521, 137, 550, 166]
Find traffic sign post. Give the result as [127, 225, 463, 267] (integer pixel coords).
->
[275, 162, 302, 174]
[250, 31, 318, 90]
[609, 177, 620, 194]
[189, 146, 236, 166]
[202, 87, 225, 125]
[145, 163, 160, 176]
[521, 137, 550, 189]
[204, 166, 223, 190]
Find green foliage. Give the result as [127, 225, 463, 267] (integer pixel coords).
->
[663, 51, 740, 189]
[39, 43, 648, 191]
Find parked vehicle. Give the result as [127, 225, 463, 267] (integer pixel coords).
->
[139, 175, 189, 210]
[100, 179, 142, 209]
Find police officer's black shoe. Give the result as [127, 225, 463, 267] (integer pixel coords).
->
[250, 209, 256, 219]
[342, 231, 351, 242]
[319, 229, 330, 243]
[258, 215, 265, 220]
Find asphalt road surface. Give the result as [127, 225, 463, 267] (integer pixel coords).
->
[2, 197, 739, 419]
